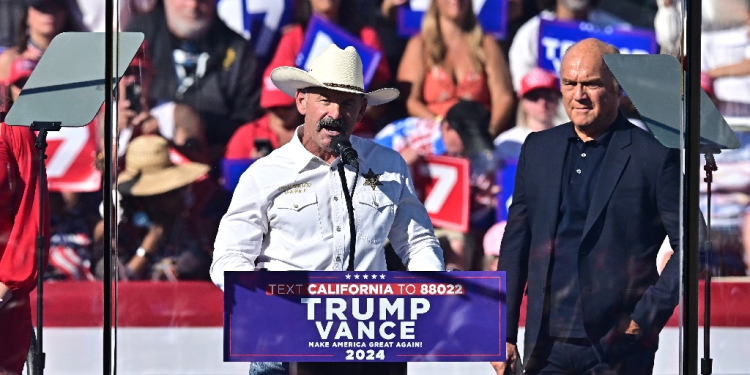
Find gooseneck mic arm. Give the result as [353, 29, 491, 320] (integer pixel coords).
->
[333, 140, 359, 271]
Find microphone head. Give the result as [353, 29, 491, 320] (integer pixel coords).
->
[332, 139, 352, 156]
[332, 139, 359, 169]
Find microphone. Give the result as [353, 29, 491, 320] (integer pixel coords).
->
[333, 139, 359, 169]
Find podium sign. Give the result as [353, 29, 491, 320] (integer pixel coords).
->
[224, 271, 506, 362]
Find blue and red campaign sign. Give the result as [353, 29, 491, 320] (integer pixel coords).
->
[221, 158, 256, 191]
[46, 121, 101, 192]
[224, 271, 506, 362]
[216, 0, 295, 60]
[397, 0, 508, 39]
[495, 161, 517, 223]
[413, 156, 470, 233]
[296, 15, 382, 90]
[537, 19, 658, 75]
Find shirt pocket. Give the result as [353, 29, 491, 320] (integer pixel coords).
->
[355, 191, 395, 244]
[272, 193, 323, 244]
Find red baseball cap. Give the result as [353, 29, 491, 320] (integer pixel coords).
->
[7, 58, 39, 87]
[518, 67, 560, 98]
[260, 65, 295, 109]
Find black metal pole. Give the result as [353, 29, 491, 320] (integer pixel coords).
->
[30, 120, 59, 375]
[104, 0, 115, 373]
[702, 153, 716, 375]
[685, 0, 701, 374]
[35, 128, 45, 375]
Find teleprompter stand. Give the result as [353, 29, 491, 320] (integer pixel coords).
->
[604, 54, 740, 375]
[30, 121, 61, 375]
[700, 144, 719, 375]
[4, 32, 143, 375]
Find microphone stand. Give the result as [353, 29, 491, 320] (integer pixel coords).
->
[701, 145, 719, 375]
[337, 162, 359, 271]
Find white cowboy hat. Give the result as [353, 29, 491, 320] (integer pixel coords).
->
[270, 44, 399, 106]
[118, 135, 209, 196]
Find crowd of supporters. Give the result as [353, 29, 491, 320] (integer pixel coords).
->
[1, 0, 750, 282]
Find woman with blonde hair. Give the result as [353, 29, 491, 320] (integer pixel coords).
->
[397, 0, 515, 137]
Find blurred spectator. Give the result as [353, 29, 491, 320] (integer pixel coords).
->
[224, 64, 303, 159]
[126, 0, 263, 156]
[702, 12, 750, 111]
[46, 191, 99, 281]
[3, 57, 38, 106]
[397, 0, 515, 137]
[263, 0, 392, 138]
[0, 0, 77, 82]
[357, 0, 409, 78]
[375, 100, 495, 270]
[483, 220, 506, 271]
[494, 67, 560, 165]
[0, 0, 26, 49]
[654, 0, 683, 57]
[115, 42, 209, 164]
[96, 135, 213, 281]
[508, 0, 628, 91]
[70, 0, 157, 32]
[699, 130, 750, 276]
[488, 68, 560, 273]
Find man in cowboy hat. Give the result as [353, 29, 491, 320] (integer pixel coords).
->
[211, 44, 444, 375]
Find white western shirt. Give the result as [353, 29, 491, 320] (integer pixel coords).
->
[211, 128, 444, 289]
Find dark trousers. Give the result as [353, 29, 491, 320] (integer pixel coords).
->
[525, 336, 655, 375]
[0, 293, 31, 375]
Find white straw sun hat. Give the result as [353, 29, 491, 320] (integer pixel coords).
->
[269, 44, 399, 106]
[118, 136, 210, 196]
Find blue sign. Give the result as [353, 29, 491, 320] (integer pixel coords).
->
[296, 15, 382, 90]
[537, 19, 658, 75]
[224, 271, 506, 362]
[397, 0, 508, 39]
[496, 161, 517, 222]
[216, 0, 294, 59]
[222, 158, 256, 191]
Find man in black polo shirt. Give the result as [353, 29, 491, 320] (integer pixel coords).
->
[494, 38, 681, 375]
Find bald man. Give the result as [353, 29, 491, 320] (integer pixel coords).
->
[493, 38, 681, 375]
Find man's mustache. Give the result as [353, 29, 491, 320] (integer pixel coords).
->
[316, 117, 347, 132]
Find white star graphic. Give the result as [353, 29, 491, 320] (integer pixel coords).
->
[380, 274, 386, 279]
[354, 274, 360, 279]
[345, 274, 351, 279]
[363, 274, 369, 280]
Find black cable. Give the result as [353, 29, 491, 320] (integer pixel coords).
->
[337, 162, 359, 271]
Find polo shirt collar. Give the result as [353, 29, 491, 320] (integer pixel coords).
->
[566, 116, 617, 147]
